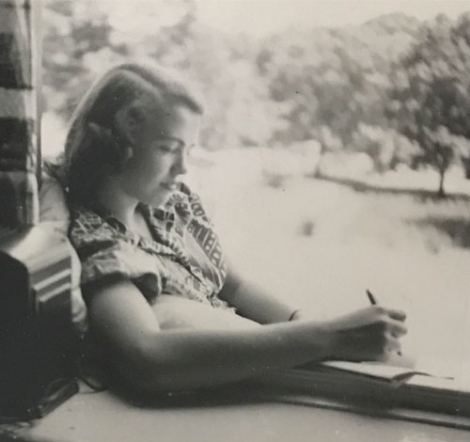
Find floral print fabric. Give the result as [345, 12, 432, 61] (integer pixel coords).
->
[68, 183, 231, 310]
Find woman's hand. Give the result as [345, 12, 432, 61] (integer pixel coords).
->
[321, 305, 407, 363]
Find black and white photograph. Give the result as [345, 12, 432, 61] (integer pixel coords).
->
[1, 0, 470, 440]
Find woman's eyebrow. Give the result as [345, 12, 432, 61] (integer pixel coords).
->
[157, 136, 185, 147]
[156, 137, 197, 149]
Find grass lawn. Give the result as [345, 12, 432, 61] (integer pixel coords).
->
[191, 154, 470, 382]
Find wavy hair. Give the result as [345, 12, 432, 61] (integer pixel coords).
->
[47, 62, 204, 207]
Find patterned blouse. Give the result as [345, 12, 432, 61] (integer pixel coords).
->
[68, 183, 232, 310]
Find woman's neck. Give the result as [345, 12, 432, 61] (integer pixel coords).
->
[96, 177, 140, 228]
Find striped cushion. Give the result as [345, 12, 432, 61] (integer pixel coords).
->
[39, 174, 88, 335]
[0, 0, 40, 228]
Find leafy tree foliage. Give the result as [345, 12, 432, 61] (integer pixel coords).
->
[42, 0, 281, 149]
[257, 14, 419, 147]
[388, 13, 470, 195]
[41, 2, 470, 196]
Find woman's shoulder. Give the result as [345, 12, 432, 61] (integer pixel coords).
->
[69, 205, 107, 234]
[68, 205, 118, 251]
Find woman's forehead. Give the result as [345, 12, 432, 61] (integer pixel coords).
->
[144, 102, 201, 140]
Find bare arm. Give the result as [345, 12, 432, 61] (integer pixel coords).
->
[87, 279, 407, 394]
[218, 270, 300, 324]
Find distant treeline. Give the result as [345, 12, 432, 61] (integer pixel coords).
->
[42, 1, 470, 195]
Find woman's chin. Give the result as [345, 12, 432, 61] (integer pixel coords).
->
[149, 190, 173, 208]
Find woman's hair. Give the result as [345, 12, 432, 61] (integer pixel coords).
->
[49, 61, 204, 206]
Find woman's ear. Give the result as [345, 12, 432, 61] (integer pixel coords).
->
[123, 146, 134, 162]
[114, 101, 146, 146]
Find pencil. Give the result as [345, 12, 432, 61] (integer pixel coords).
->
[366, 289, 403, 356]
[366, 289, 377, 305]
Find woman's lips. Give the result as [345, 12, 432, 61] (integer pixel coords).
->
[161, 182, 178, 191]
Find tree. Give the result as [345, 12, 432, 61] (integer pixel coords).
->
[256, 13, 418, 153]
[42, 0, 280, 150]
[423, 127, 460, 197]
[42, 0, 197, 119]
[387, 13, 470, 195]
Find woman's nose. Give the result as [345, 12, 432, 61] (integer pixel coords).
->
[172, 149, 188, 175]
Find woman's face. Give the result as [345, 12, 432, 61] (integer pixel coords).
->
[119, 103, 201, 207]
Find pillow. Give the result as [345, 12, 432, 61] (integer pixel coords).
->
[39, 173, 71, 235]
[39, 173, 88, 335]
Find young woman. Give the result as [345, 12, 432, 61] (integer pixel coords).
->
[53, 62, 407, 394]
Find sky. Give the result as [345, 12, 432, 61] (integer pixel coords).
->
[196, 0, 470, 37]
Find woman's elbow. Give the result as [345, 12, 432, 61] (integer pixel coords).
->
[128, 364, 185, 394]
[114, 338, 189, 394]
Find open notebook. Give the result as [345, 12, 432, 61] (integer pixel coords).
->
[319, 360, 453, 386]
[252, 360, 470, 418]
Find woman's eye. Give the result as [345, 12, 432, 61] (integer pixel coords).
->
[152, 140, 191, 155]
[155, 143, 178, 153]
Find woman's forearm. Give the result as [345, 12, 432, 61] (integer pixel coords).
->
[89, 280, 406, 395]
[219, 271, 298, 324]
[118, 320, 331, 393]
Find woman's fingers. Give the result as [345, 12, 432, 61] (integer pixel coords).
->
[386, 318, 407, 337]
[360, 316, 407, 359]
[327, 305, 409, 362]
[385, 333, 401, 351]
[384, 333, 401, 352]
[363, 309, 407, 336]
[386, 308, 407, 321]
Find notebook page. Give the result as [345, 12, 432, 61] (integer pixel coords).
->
[322, 361, 434, 382]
